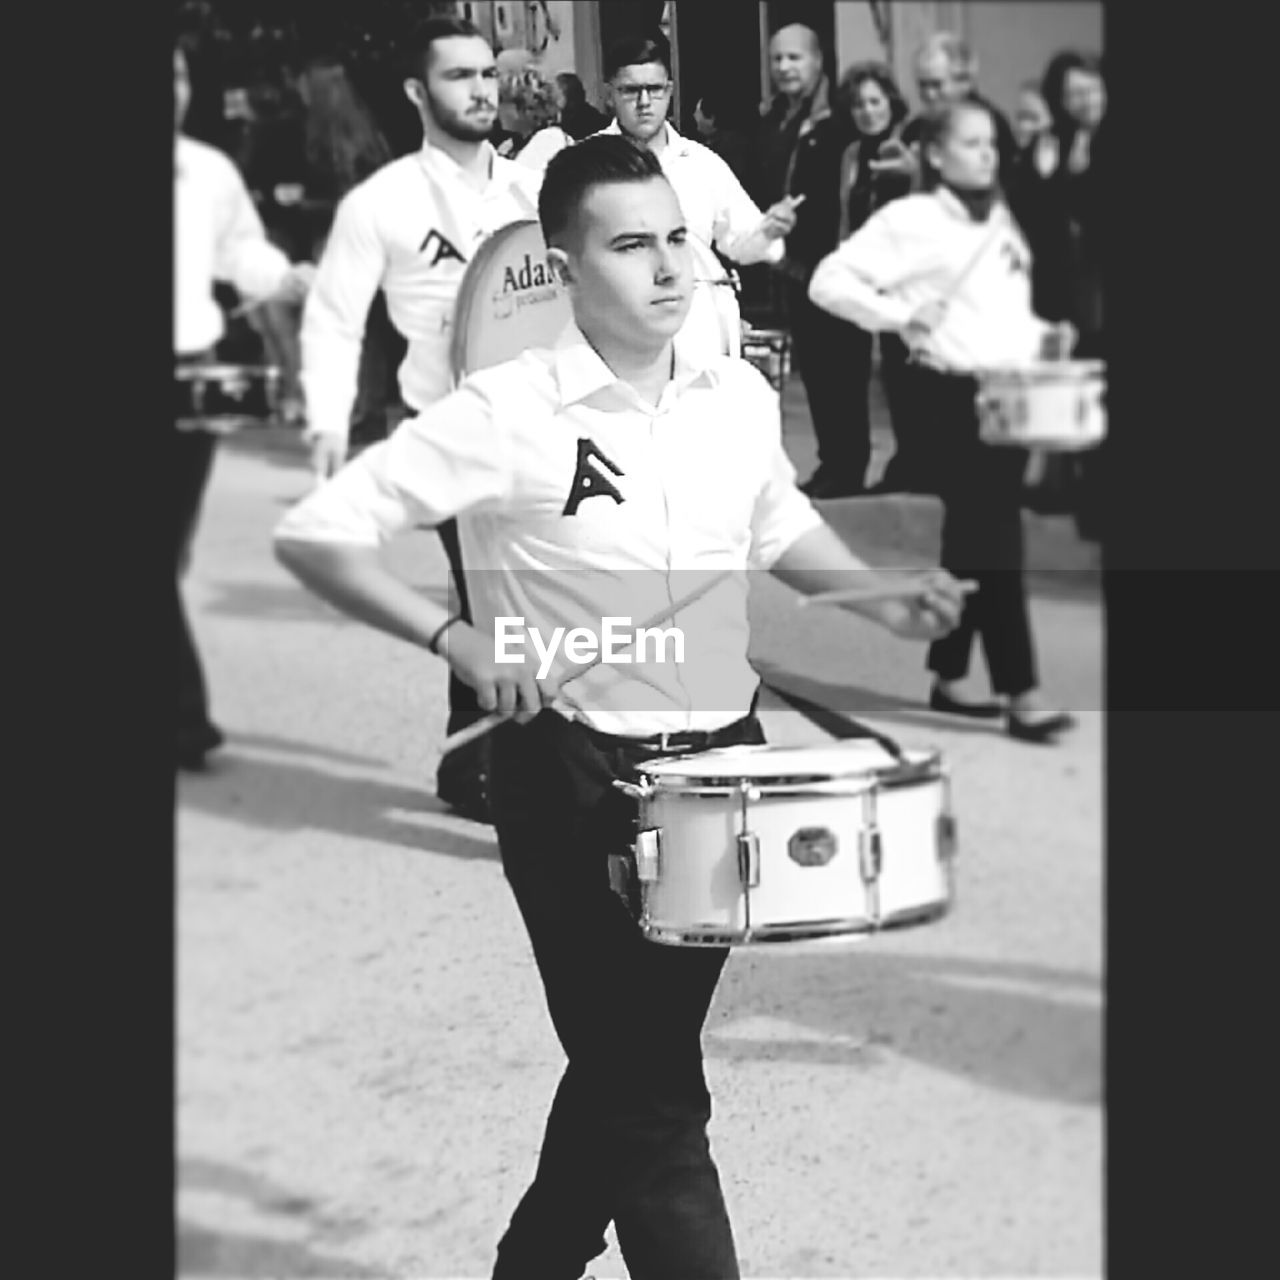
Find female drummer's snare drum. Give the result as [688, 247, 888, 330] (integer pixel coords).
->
[449, 219, 573, 380]
[618, 740, 957, 947]
[976, 359, 1106, 452]
[174, 364, 281, 435]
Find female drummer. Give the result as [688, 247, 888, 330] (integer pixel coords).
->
[808, 99, 1077, 743]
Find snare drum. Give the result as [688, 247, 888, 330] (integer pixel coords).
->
[976, 360, 1106, 452]
[449, 219, 573, 381]
[617, 741, 957, 946]
[175, 364, 281, 435]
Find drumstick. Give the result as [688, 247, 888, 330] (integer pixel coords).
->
[906, 217, 1007, 361]
[439, 569, 736, 756]
[798, 578, 978, 609]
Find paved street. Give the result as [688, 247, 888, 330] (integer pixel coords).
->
[176, 383, 1102, 1279]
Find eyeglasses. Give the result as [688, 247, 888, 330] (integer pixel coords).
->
[614, 82, 672, 103]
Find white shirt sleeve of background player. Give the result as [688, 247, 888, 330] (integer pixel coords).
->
[212, 155, 292, 301]
[707, 154, 786, 267]
[742, 368, 824, 569]
[515, 126, 573, 175]
[299, 189, 387, 443]
[808, 206, 917, 332]
[274, 379, 515, 547]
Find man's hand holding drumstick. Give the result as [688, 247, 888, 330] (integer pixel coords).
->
[759, 193, 807, 241]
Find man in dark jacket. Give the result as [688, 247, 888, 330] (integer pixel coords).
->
[754, 24, 865, 500]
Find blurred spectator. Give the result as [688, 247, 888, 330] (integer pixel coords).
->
[833, 61, 920, 495]
[755, 23, 864, 499]
[692, 92, 752, 186]
[238, 57, 399, 437]
[1035, 51, 1107, 539]
[1011, 80, 1056, 174]
[877, 34, 1019, 192]
[553, 71, 610, 139]
[503, 69, 572, 167]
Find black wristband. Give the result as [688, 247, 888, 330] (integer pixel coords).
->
[427, 615, 463, 655]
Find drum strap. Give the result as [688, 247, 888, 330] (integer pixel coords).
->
[761, 679, 907, 763]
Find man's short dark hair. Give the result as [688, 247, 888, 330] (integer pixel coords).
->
[538, 135, 667, 249]
[604, 34, 671, 81]
[399, 14, 489, 82]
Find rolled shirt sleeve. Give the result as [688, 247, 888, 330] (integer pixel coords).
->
[808, 209, 916, 332]
[274, 378, 513, 547]
[213, 158, 293, 301]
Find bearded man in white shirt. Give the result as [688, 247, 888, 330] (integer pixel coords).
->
[173, 34, 314, 770]
[276, 134, 970, 1280]
[299, 15, 544, 819]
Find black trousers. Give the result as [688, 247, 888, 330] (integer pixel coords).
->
[174, 424, 219, 742]
[785, 280, 873, 488]
[906, 365, 1039, 697]
[488, 709, 764, 1279]
[875, 333, 930, 490]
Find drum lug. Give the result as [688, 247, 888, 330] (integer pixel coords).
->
[634, 828, 662, 883]
[859, 821, 882, 883]
[859, 793, 884, 927]
[937, 812, 958, 861]
[737, 832, 761, 889]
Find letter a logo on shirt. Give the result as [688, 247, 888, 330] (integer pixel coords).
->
[562, 438, 625, 516]
[420, 228, 466, 266]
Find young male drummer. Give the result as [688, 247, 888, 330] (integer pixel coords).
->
[299, 15, 543, 818]
[275, 135, 969, 1280]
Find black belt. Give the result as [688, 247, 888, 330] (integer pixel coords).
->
[579, 711, 756, 756]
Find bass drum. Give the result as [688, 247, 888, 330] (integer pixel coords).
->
[449, 219, 573, 381]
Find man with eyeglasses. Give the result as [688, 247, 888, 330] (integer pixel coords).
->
[516, 34, 801, 364]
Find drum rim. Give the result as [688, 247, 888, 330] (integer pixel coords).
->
[638, 744, 944, 791]
[175, 363, 279, 381]
[640, 898, 951, 946]
[978, 359, 1105, 382]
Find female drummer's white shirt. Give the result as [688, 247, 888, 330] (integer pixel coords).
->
[275, 324, 822, 737]
[807, 188, 1054, 372]
[174, 135, 293, 357]
[300, 140, 542, 442]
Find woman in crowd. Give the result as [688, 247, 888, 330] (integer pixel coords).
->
[242, 57, 400, 442]
[1018, 51, 1107, 537]
[831, 62, 919, 494]
[809, 100, 1079, 743]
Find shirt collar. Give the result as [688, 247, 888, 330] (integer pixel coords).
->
[417, 137, 499, 187]
[601, 119, 690, 158]
[934, 185, 1007, 223]
[552, 321, 722, 408]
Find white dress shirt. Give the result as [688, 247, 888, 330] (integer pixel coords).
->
[276, 324, 822, 735]
[174, 135, 293, 356]
[808, 188, 1054, 373]
[300, 140, 543, 442]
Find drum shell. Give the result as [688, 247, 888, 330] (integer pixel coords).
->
[976, 361, 1106, 453]
[631, 746, 956, 946]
